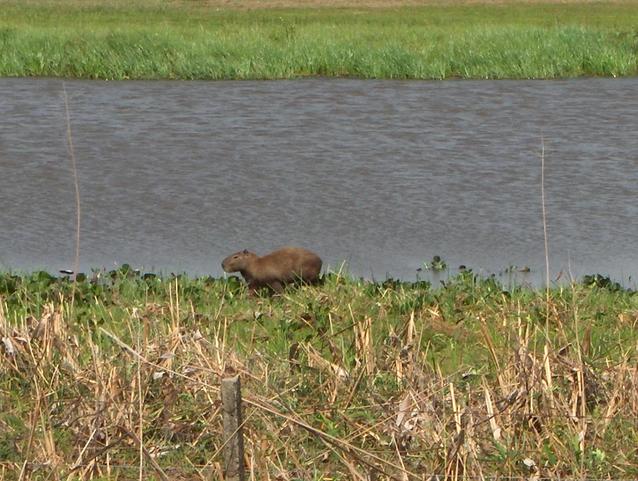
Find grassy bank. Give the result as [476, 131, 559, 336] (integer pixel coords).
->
[1, 1, 637, 79]
[2, 268, 638, 479]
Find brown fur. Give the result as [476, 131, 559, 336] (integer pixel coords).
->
[221, 246, 322, 293]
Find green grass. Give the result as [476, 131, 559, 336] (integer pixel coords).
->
[2, 268, 638, 479]
[1, 1, 637, 79]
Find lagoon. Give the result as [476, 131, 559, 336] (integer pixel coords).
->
[1, 77, 637, 285]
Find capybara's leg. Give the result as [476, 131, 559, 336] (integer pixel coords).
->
[247, 282, 260, 296]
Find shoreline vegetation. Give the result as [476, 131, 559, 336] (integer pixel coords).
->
[2, 268, 638, 479]
[1, 1, 638, 80]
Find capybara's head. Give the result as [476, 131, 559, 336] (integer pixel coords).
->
[221, 249, 257, 273]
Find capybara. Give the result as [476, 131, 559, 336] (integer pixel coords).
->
[221, 246, 322, 293]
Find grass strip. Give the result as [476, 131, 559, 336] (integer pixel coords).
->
[1, 1, 637, 79]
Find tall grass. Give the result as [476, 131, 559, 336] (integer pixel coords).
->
[1, 269, 638, 479]
[1, 1, 637, 79]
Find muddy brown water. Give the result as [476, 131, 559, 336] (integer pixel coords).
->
[1, 77, 637, 286]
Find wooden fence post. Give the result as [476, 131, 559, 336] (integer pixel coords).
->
[221, 375, 245, 481]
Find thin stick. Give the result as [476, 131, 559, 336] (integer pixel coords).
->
[17, 377, 42, 481]
[137, 334, 144, 481]
[540, 134, 550, 329]
[62, 81, 81, 296]
[119, 427, 169, 481]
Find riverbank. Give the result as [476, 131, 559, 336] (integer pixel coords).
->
[2, 269, 638, 479]
[1, 1, 637, 79]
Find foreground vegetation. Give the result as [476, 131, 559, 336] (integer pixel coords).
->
[1, 0, 637, 79]
[1, 268, 638, 480]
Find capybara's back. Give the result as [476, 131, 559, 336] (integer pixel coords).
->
[221, 246, 322, 292]
[260, 247, 322, 284]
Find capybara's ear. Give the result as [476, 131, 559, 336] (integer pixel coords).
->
[243, 249, 249, 254]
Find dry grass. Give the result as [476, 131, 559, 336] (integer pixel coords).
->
[1, 272, 638, 480]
